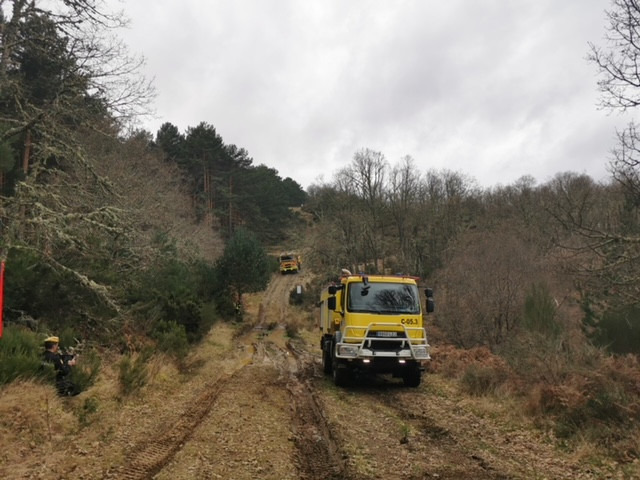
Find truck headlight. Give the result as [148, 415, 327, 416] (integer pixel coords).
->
[338, 345, 359, 356]
[413, 346, 428, 357]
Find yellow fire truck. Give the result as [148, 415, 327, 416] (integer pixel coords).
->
[319, 271, 434, 387]
[279, 253, 300, 274]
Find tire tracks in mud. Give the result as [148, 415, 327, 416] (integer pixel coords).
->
[109, 368, 244, 480]
[108, 269, 504, 480]
[113, 267, 606, 480]
[254, 270, 350, 479]
[112, 272, 348, 480]
[281, 339, 349, 480]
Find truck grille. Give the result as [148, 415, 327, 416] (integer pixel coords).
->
[366, 331, 406, 338]
[365, 340, 406, 351]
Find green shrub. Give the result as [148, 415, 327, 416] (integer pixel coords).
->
[523, 282, 560, 337]
[160, 292, 202, 341]
[267, 254, 280, 274]
[198, 301, 218, 336]
[118, 349, 152, 395]
[213, 228, 270, 316]
[76, 396, 100, 426]
[4, 250, 116, 336]
[590, 305, 640, 355]
[126, 257, 218, 342]
[212, 286, 238, 319]
[0, 325, 100, 395]
[0, 326, 46, 385]
[151, 320, 189, 358]
[69, 348, 101, 393]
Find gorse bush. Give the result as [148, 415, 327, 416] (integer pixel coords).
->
[160, 291, 202, 341]
[3, 250, 74, 330]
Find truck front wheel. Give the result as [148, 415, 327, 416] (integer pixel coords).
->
[332, 363, 350, 387]
[322, 342, 333, 375]
[403, 367, 421, 388]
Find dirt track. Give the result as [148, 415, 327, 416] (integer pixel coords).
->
[0, 270, 625, 479]
[109, 270, 349, 480]
[103, 272, 610, 479]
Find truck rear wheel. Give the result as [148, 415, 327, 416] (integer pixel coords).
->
[322, 343, 333, 374]
[403, 367, 421, 388]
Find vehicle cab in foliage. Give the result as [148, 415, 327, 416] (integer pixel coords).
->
[279, 253, 300, 274]
[319, 271, 434, 387]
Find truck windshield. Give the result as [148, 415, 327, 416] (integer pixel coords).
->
[347, 282, 420, 314]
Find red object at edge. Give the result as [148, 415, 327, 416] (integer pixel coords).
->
[0, 261, 5, 338]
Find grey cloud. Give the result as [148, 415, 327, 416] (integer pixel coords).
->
[114, 0, 631, 189]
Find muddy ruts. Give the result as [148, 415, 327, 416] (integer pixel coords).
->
[282, 340, 351, 480]
[110, 374, 234, 480]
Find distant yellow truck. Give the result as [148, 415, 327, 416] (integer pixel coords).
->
[279, 253, 300, 274]
[319, 271, 434, 387]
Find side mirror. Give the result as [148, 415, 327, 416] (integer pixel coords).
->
[426, 298, 435, 314]
[327, 296, 336, 310]
[425, 287, 434, 314]
[328, 286, 337, 295]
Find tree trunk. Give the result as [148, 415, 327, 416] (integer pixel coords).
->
[22, 128, 31, 174]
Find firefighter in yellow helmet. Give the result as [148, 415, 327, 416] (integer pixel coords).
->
[42, 336, 79, 396]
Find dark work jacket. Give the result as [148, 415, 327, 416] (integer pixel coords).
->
[42, 350, 71, 380]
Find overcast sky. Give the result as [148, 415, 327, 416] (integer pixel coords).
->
[112, 0, 630, 190]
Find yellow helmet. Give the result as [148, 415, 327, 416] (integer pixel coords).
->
[44, 336, 59, 344]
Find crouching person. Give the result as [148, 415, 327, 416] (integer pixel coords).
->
[42, 336, 79, 396]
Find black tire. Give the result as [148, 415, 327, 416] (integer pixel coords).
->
[403, 367, 421, 388]
[333, 364, 350, 387]
[322, 343, 333, 375]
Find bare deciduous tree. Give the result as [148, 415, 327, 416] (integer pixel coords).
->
[551, 0, 640, 304]
[438, 229, 539, 349]
[589, 0, 640, 111]
[387, 155, 422, 273]
[338, 149, 388, 272]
